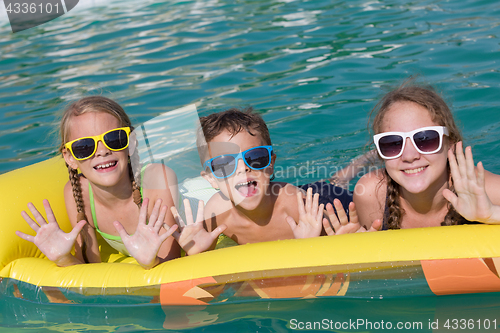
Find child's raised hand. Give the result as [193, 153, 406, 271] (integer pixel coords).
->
[16, 199, 86, 265]
[443, 141, 500, 223]
[323, 200, 380, 235]
[286, 188, 325, 239]
[170, 199, 227, 256]
[114, 198, 178, 269]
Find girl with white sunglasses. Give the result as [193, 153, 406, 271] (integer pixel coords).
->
[354, 81, 500, 229]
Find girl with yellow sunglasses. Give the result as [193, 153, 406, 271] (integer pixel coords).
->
[16, 96, 180, 269]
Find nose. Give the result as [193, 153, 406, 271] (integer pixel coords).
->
[235, 157, 249, 175]
[94, 140, 111, 157]
[400, 137, 420, 162]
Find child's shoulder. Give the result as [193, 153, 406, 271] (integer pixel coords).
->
[140, 163, 178, 188]
[272, 182, 303, 204]
[353, 169, 386, 208]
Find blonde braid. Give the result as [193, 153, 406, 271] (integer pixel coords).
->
[384, 170, 404, 229]
[68, 165, 87, 222]
[67, 164, 90, 263]
[129, 156, 142, 208]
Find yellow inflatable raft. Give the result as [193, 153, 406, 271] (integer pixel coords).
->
[2, 158, 500, 330]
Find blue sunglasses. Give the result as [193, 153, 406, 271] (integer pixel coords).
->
[203, 145, 274, 179]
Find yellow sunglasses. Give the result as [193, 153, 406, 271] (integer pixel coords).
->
[64, 127, 131, 161]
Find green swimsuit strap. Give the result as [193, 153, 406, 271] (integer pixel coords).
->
[88, 183, 121, 241]
[88, 166, 146, 241]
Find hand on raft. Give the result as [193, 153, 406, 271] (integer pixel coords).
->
[170, 199, 227, 256]
[114, 198, 178, 269]
[16, 199, 86, 266]
[287, 187, 381, 238]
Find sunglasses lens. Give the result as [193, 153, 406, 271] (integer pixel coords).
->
[413, 130, 440, 152]
[71, 138, 95, 159]
[104, 129, 129, 150]
[378, 135, 404, 158]
[211, 155, 236, 178]
[244, 148, 270, 169]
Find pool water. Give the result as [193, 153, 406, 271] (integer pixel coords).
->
[1, 0, 500, 331]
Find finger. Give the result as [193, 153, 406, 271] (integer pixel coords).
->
[160, 223, 178, 241]
[170, 206, 185, 228]
[210, 224, 227, 240]
[154, 206, 168, 232]
[27, 202, 48, 226]
[305, 188, 313, 214]
[195, 200, 205, 224]
[42, 199, 57, 224]
[184, 199, 195, 225]
[21, 210, 40, 231]
[170, 228, 181, 242]
[442, 188, 458, 208]
[448, 148, 463, 189]
[286, 216, 297, 231]
[333, 199, 349, 226]
[311, 193, 320, 216]
[148, 199, 163, 226]
[464, 146, 476, 182]
[455, 141, 467, 178]
[15, 230, 35, 243]
[369, 219, 382, 232]
[356, 226, 367, 233]
[326, 203, 341, 231]
[322, 218, 335, 236]
[297, 192, 306, 217]
[113, 221, 130, 238]
[477, 161, 485, 188]
[316, 203, 324, 223]
[138, 198, 150, 225]
[68, 220, 87, 239]
[348, 202, 359, 225]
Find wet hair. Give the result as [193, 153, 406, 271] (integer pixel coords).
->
[60, 96, 142, 226]
[370, 79, 465, 228]
[197, 107, 272, 165]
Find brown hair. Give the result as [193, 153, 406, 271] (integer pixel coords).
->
[370, 79, 465, 228]
[197, 107, 272, 164]
[60, 96, 142, 225]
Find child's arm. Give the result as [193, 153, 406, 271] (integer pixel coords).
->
[353, 170, 385, 229]
[170, 199, 227, 256]
[444, 142, 500, 223]
[16, 199, 86, 266]
[329, 150, 378, 189]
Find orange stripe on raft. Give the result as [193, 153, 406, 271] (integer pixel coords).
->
[160, 277, 217, 305]
[422, 258, 500, 296]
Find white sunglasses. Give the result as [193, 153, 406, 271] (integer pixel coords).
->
[374, 126, 449, 159]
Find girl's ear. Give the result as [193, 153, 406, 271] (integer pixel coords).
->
[201, 169, 219, 189]
[62, 148, 79, 170]
[128, 131, 137, 157]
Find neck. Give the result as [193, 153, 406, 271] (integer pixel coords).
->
[90, 175, 134, 205]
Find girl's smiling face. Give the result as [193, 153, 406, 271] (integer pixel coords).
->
[380, 101, 450, 195]
[63, 111, 131, 188]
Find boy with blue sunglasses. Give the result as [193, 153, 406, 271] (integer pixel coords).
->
[170, 108, 378, 254]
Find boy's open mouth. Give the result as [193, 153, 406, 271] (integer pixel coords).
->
[235, 180, 258, 197]
[94, 161, 117, 170]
